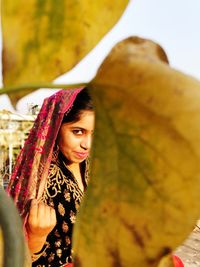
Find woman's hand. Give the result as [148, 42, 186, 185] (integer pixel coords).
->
[26, 199, 57, 254]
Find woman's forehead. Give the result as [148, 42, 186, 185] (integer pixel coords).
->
[64, 110, 95, 129]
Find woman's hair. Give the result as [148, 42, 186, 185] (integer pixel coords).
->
[62, 87, 94, 123]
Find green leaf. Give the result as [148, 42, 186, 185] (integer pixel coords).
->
[1, 0, 129, 105]
[73, 37, 200, 266]
[0, 187, 25, 267]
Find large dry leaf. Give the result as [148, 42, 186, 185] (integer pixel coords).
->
[73, 37, 200, 266]
[1, 0, 129, 105]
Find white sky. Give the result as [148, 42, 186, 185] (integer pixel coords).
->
[1, 0, 200, 114]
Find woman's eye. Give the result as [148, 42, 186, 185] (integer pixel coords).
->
[72, 129, 83, 135]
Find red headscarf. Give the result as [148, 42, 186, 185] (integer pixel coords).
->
[7, 88, 84, 220]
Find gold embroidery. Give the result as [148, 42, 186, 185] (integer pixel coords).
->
[56, 248, 62, 258]
[65, 236, 71, 246]
[42, 162, 84, 203]
[54, 229, 60, 238]
[55, 239, 62, 248]
[41, 163, 64, 203]
[65, 179, 83, 201]
[49, 198, 54, 208]
[64, 189, 71, 202]
[48, 252, 55, 263]
[69, 210, 76, 224]
[58, 202, 65, 216]
[62, 221, 69, 233]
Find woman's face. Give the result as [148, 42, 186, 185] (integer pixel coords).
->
[57, 110, 95, 164]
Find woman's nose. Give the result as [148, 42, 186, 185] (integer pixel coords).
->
[81, 135, 92, 150]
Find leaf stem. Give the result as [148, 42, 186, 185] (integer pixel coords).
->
[0, 82, 88, 95]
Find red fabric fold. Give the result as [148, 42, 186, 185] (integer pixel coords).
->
[173, 255, 184, 267]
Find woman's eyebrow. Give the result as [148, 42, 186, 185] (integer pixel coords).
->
[70, 126, 85, 130]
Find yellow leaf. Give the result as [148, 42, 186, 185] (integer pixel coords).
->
[1, 0, 129, 105]
[73, 37, 200, 266]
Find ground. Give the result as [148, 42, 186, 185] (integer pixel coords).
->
[175, 225, 200, 267]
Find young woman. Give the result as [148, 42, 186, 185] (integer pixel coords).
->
[7, 87, 95, 267]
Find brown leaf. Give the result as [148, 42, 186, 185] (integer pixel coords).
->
[1, 0, 129, 106]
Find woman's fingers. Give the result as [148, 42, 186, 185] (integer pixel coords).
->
[28, 199, 39, 226]
[27, 199, 57, 236]
[50, 206, 57, 225]
[37, 202, 47, 223]
[37, 201, 56, 228]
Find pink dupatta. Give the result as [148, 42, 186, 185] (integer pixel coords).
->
[6, 88, 83, 220]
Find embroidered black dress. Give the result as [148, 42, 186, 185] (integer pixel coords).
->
[32, 152, 88, 267]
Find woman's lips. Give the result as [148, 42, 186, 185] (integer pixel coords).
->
[74, 152, 89, 159]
